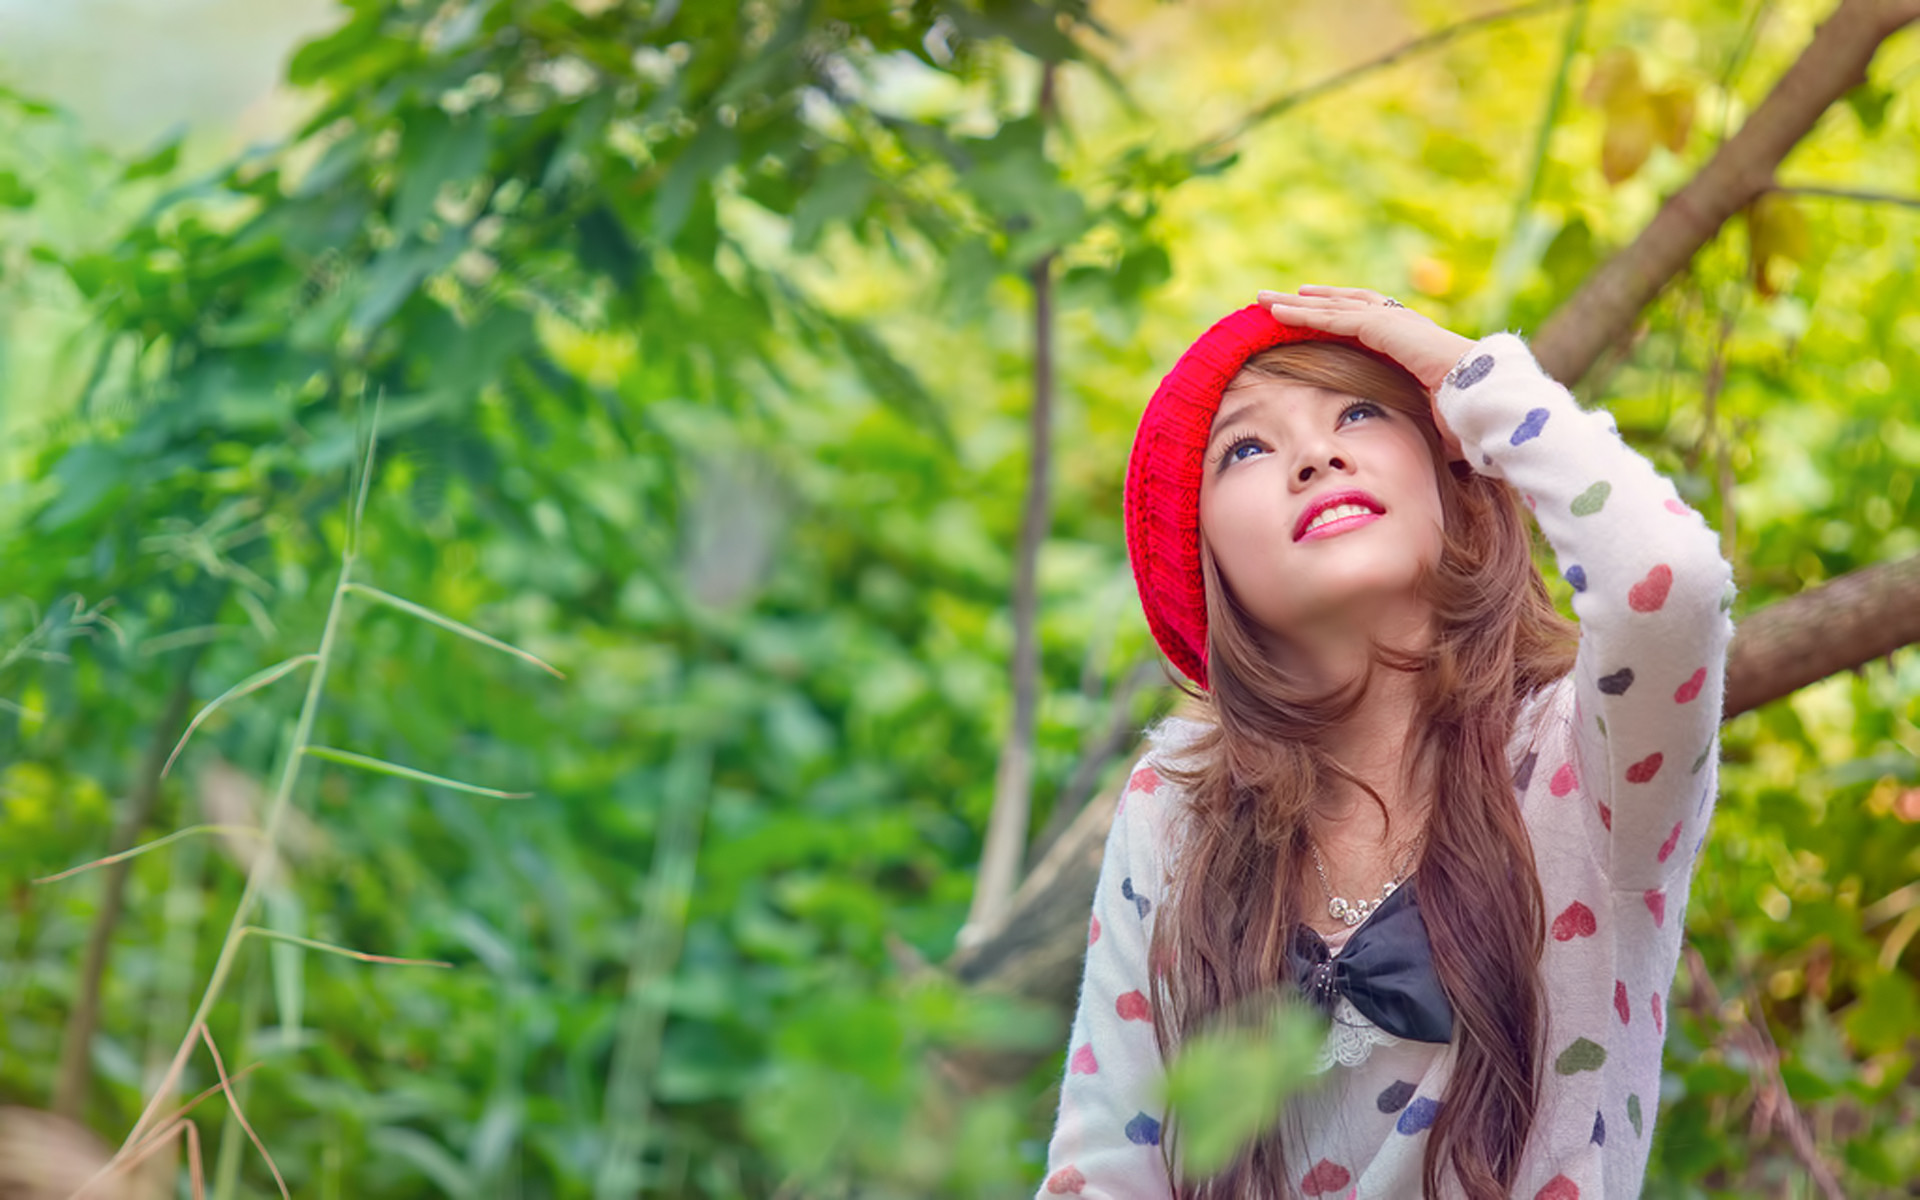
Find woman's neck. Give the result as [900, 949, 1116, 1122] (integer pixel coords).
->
[1312, 656, 1432, 848]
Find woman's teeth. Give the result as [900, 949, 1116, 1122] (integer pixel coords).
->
[1304, 503, 1376, 535]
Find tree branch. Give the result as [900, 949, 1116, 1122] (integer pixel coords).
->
[963, 65, 1060, 946]
[1532, 0, 1920, 385]
[1721, 554, 1920, 719]
[1189, 0, 1573, 162]
[1771, 183, 1920, 209]
[54, 656, 201, 1119]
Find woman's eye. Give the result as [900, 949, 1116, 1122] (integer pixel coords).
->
[1339, 402, 1385, 426]
[1227, 439, 1265, 463]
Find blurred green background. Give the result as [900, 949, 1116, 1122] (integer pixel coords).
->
[2, 0, 1917, 1196]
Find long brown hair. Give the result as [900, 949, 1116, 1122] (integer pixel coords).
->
[1148, 341, 1578, 1198]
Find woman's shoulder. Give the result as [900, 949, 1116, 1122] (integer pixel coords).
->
[1111, 714, 1212, 861]
[1144, 712, 1210, 765]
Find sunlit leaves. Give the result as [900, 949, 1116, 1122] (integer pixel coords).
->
[1745, 192, 1811, 298]
[1582, 46, 1695, 186]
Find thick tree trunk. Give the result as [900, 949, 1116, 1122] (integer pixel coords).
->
[1532, 0, 1920, 386]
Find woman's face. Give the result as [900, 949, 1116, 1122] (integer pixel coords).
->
[1197, 377, 1445, 645]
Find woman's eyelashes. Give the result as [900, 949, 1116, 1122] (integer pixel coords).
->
[1211, 401, 1388, 473]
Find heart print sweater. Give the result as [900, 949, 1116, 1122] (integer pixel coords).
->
[1039, 332, 1736, 1199]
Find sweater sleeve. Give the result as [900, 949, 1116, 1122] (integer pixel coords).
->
[1436, 333, 1735, 893]
[1037, 756, 1177, 1200]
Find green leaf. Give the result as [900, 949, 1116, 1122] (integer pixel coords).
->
[164, 654, 320, 777]
[1160, 1001, 1324, 1176]
[392, 112, 491, 237]
[303, 746, 533, 799]
[1844, 971, 1919, 1054]
[790, 159, 872, 252]
[0, 170, 36, 209]
[344, 583, 563, 677]
[654, 121, 738, 247]
[266, 887, 306, 1042]
[123, 139, 181, 182]
[1845, 83, 1891, 132]
[348, 236, 461, 337]
[287, 7, 385, 87]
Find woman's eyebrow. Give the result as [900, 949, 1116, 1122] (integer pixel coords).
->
[1206, 402, 1262, 448]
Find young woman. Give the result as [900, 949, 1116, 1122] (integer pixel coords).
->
[1039, 287, 1733, 1199]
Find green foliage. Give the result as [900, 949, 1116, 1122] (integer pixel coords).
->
[1160, 1001, 1325, 1178]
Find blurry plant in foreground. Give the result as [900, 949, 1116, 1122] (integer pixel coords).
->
[1161, 996, 1327, 1179]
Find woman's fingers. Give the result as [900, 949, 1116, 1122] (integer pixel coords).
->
[1265, 302, 1369, 334]
[1298, 284, 1388, 304]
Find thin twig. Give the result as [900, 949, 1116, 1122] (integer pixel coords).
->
[1189, 0, 1573, 160]
[1769, 184, 1920, 210]
[1685, 947, 1846, 1199]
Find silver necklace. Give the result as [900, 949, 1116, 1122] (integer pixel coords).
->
[1309, 832, 1424, 927]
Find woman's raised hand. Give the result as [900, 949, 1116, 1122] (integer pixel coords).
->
[1256, 285, 1475, 460]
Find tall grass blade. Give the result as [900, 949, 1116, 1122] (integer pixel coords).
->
[163, 654, 319, 777]
[198, 1023, 291, 1200]
[345, 583, 564, 677]
[33, 825, 268, 884]
[352, 389, 383, 540]
[238, 925, 453, 968]
[303, 744, 533, 799]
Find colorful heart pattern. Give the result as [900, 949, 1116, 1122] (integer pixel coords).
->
[1626, 752, 1663, 784]
[1375, 1079, 1416, 1113]
[1657, 821, 1683, 863]
[1124, 1112, 1160, 1146]
[1300, 1160, 1353, 1196]
[1674, 667, 1706, 703]
[1510, 407, 1550, 445]
[1570, 480, 1611, 516]
[1069, 1044, 1098, 1074]
[1447, 353, 1495, 390]
[1554, 1037, 1608, 1075]
[1038, 338, 1731, 1195]
[1552, 901, 1597, 941]
[1536, 1175, 1580, 1200]
[1628, 564, 1673, 612]
[1395, 1097, 1440, 1135]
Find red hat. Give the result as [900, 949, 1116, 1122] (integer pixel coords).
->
[1125, 305, 1365, 690]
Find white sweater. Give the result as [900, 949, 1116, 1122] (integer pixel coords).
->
[1040, 334, 1736, 1199]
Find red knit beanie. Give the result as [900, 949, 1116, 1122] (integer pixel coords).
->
[1125, 305, 1365, 691]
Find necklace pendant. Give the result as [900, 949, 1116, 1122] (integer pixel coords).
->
[1381, 880, 1398, 898]
[1328, 897, 1350, 922]
[1342, 901, 1363, 926]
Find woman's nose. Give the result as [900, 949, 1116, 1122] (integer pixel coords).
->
[1291, 451, 1351, 488]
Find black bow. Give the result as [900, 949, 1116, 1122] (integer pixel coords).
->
[1285, 876, 1454, 1045]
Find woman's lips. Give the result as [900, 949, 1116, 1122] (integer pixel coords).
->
[1293, 490, 1388, 541]
[1296, 509, 1384, 542]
